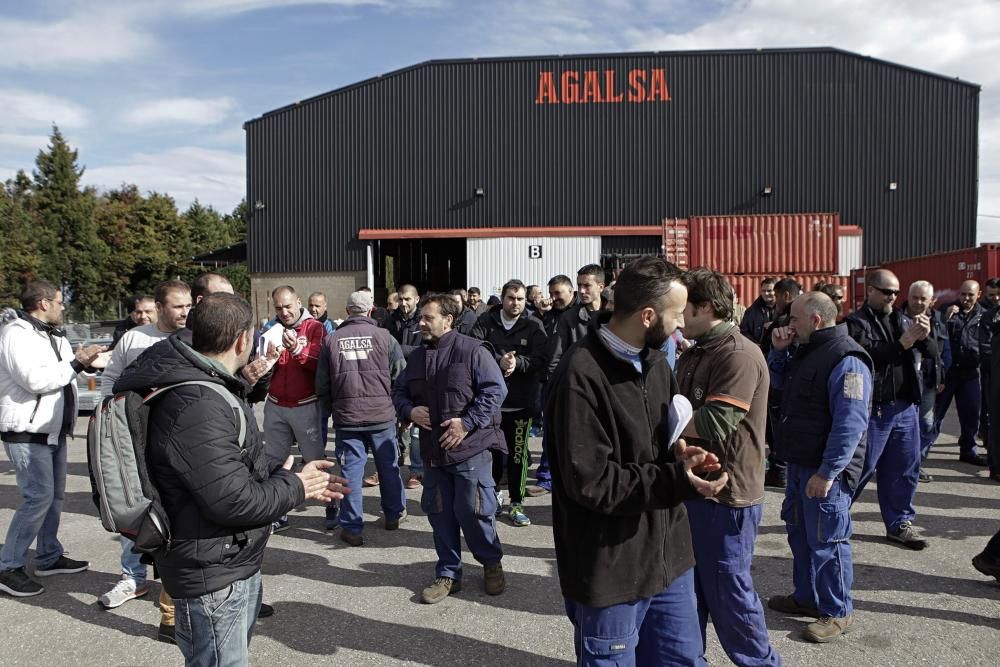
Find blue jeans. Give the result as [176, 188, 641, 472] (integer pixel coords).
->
[120, 535, 147, 586]
[855, 400, 920, 532]
[334, 424, 406, 535]
[563, 568, 708, 667]
[782, 464, 854, 618]
[174, 570, 262, 667]
[685, 501, 780, 667]
[918, 383, 937, 461]
[0, 439, 66, 571]
[420, 450, 502, 580]
[934, 371, 982, 457]
[400, 425, 423, 476]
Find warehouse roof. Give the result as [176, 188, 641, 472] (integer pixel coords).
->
[244, 46, 980, 126]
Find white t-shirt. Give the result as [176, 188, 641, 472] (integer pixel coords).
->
[101, 323, 173, 396]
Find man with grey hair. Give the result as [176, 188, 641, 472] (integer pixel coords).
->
[317, 290, 407, 546]
[767, 291, 872, 643]
[900, 281, 949, 482]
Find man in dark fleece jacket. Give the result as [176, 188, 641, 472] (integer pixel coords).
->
[115, 293, 349, 666]
[546, 256, 728, 667]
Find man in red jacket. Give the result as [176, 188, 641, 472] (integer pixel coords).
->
[261, 286, 327, 532]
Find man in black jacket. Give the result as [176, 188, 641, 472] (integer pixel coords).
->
[846, 269, 932, 550]
[115, 293, 349, 664]
[545, 264, 606, 379]
[547, 256, 727, 666]
[761, 278, 802, 488]
[739, 277, 776, 345]
[383, 283, 424, 486]
[471, 279, 547, 527]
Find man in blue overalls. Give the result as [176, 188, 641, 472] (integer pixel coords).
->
[767, 291, 872, 643]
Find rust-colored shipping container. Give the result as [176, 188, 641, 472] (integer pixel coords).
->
[726, 274, 850, 318]
[691, 213, 840, 275]
[876, 244, 1000, 306]
[661, 218, 690, 269]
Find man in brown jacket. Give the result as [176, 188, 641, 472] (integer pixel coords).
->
[676, 267, 780, 666]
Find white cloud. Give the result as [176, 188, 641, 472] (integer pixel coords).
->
[82, 147, 245, 212]
[122, 97, 238, 128]
[0, 133, 52, 151]
[165, 0, 443, 14]
[0, 88, 88, 130]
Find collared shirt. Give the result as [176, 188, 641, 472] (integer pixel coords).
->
[598, 325, 643, 373]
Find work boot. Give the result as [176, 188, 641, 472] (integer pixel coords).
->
[340, 530, 363, 547]
[405, 474, 422, 490]
[420, 577, 461, 604]
[767, 594, 820, 617]
[484, 562, 506, 596]
[363, 473, 380, 487]
[804, 615, 853, 643]
[764, 469, 786, 489]
[385, 509, 407, 531]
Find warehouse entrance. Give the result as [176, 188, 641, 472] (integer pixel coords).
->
[371, 237, 467, 300]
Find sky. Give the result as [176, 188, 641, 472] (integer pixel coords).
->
[2, 0, 999, 241]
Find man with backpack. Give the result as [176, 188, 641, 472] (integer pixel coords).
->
[112, 292, 350, 664]
[0, 279, 105, 598]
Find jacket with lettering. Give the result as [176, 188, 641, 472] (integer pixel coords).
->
[470, 309, 547, 413]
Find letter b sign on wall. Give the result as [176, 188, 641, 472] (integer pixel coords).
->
[528, 245, 543, 259]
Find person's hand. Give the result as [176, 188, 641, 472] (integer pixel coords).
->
[410, 406, 432, 429]
[266, 341, 282, 361]
[771, 326, 794, 351]
[75, 344, 106, 366]
[281, 328, 297, 349]
[439, 418, 468, 449]
[805, 474, 834, 499]
[89, 350, 112, 370]
[913, 313, 931, 340]
[937, 383, 945, 394]
[286, 457, 351, 502]
[499, 351, 517, 376]
[241, 357, 270, 385]
[674, 439, 728, 498]
[900, 325, 924, 349]
[946, 304, 960, 320]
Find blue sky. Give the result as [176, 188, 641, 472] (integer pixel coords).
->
[2, 0, 999, 240]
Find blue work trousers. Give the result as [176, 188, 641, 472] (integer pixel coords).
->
[934, 371, 982, 457]
[334, 423, 406, 535]
[563, 568, 708, 667]
[420, 450, 503, 580]
[685, 500, 780, 667]
[854, 400, 920, 533]
[782, 464, 854, 618]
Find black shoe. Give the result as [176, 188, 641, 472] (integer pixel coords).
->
[325, 505, 340, 530]
[258, 602, 274, 618]
[972, 552, 1000, 581]
[959, 453, 989, 467]
[767, 594, 820, 617]
[385, 509, 407, 531]
[887, 521, 928, 550]
[764, 470, 786, 489]
[918, 470, 933, 483]
[340, 530, 363, 547]
[34, 555, 89, 577]
[157, 623, 176, 644]
[988, 472, 1000, 483]
[0, 567, 45, 597]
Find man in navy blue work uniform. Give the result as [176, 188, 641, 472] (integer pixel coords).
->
[935, 279, 988, 466]
[767, 291, 872, 643]
[547, 256, 728, 666]
[976, 278, 1000, 465]
[846, 269, 933, 550]
[393, 294, 508, 604]
[675, 268, 780, 666]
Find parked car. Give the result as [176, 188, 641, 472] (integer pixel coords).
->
[70, 336, 113, 413]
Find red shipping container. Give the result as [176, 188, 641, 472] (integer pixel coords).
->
[876, 244, 1000, 306]
[661, 218, 690, 269]
[726, 274, 850, 319]
[690, 213, 840, 275]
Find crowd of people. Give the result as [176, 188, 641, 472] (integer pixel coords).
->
[0, 259, 998, 666]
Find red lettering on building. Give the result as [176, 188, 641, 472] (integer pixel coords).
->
[536, 68, 672, 105]
[535, 71, 558, 104]
[627, 69, 646, 102]
[582, 70, 604, 103]
[561, 71, 580, 104]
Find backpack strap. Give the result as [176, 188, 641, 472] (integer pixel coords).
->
[143, 380, 247, 450]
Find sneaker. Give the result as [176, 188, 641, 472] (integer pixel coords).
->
[325, 504, 341, 530]
[157, 623, 176, 644]
[258, 602, 275, 618]
[767, 594, 820, 617]
[972, 552, 1000, 581]
[959, 453, 989, 466]
[0, 567, 45, 597]
[385, 509, 407, 531]
[405, 474, 423, 490]
[887, 521, 928, 550]
[495, 489, 508, 516]
[764, 470, 786, 489]
[804, 615, 853, 643]
[918, 470, 933, 483]
[99, 576, 150, 609]
[484, 562, 505, 595]
[363, 473, 380, 487]
[420, 576, 461, 604]
[525, 485, 550, 497]
[272, 516, 290, 534]
[509, 504, 531, 527]
[35, 554, 89, 577]
[340, 530, 364, 547]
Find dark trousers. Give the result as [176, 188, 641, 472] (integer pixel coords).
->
[935, 370, 982, 458]
[493, 410, 533, 504]
[766, 394, 786, 478]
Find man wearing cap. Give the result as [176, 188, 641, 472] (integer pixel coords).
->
[317, 291, 407, 546]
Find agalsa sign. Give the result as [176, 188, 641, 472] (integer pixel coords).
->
[535, 68, 671, 104]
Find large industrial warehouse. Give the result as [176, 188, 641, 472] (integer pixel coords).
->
[243, 47, 979, 316]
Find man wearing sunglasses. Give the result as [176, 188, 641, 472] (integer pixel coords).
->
[845, 269, 934, 550]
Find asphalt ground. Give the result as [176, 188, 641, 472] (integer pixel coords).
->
[0, 409, 998, 666]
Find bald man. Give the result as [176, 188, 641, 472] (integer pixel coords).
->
[934, 280, 988, 466]
[846, 269, 933, 550]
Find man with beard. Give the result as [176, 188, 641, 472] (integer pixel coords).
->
[767, 292, 872, 643]
[740, 278, 776, 345]
[385, 284, 425, 488]
[471, 279, 547, 526]
[467, 287, 488, 315]
[547, 256, 728, 665]
[307, 291, 337, 337]
[846, 269, 932, 550]
[545, 264, 606, 379]
[393, 295, 508, 604]
[111, 294, 157, 348]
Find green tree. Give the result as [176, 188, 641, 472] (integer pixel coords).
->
[0, 185, 41, 306]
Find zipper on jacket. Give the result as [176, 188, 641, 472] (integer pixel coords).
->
[92, 408, 117, 532]
[29, 395, 42, 422]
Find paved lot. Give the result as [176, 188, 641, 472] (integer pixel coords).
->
[1, 411, 998, 666]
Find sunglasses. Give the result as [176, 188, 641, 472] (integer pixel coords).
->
[874, 287, 899, 297]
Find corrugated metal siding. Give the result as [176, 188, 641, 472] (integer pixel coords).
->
[877, 244, 1000, 304]
[661, 218, 690, 269]
[690, 213, 839, 274]
[246, 48, 978, 273]
[727, 274, 850, 317]
[466, 236, 601, 297]
[838, 226, 864, 276]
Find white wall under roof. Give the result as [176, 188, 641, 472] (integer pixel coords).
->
[466, 237, 601, 297]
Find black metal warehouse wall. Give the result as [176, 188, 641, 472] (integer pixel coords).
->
[245, 47, 979, 273]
